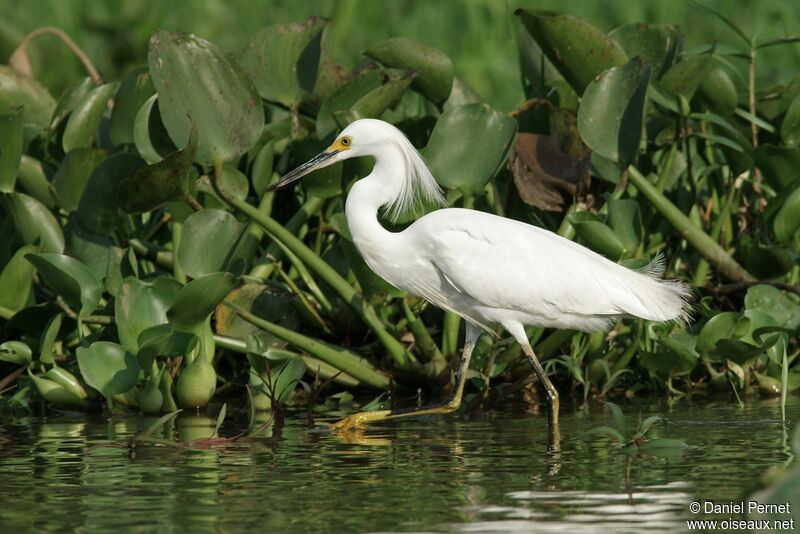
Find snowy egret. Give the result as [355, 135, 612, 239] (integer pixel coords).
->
[272, 118, 691, 445]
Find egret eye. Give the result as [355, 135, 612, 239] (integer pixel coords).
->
[340, 136, 351, 147]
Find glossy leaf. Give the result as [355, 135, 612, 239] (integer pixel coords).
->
[109, 67, 156, 146]
[28, 372, 86, 406]
[609, 23, 681, 78]
[0, 340, 32, 365]
[77, 341, 140, 397]
[659, 50, 713, 100]
[52, 148, 107, 212]
[698, 66, 739, 116]
[424, 103, 517, 195]
[755, 145, 800, 190]
[133, 94, 175, 164]
[316, 69, 383, 139]
[606, 198, 641, 256]
[366, 37, 453, 105]
[167, 272, 237, 333]
[0, 65, 56, 134]
[240, 18, 327, 106]
[774, 186, 800, 242]
[745, 285, 800, 331]
[176, 209, 247, 279]
[38, 312, 63, 365]
[0, 244, 37, 313]
[516, 9, 627, 94]
[577, 58, 650, 168]
[17, 156, 56, 208]
[26, 253, 102, 317]
[569, 212, 625, 261]
[0, 107, 23, 192]
[148, 30, 263, 165]
[78, 152, 145, 235]
[117, 135, 195, 213]
[697, 311, 741, 355]
[1, 192, 64, 253]
[115, 276, 183, 355]
[62, 82, 117, 152]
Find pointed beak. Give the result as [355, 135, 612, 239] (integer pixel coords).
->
[267, 149, 340, 192]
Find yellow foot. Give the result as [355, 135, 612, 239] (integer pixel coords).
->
[329, 410, 390, 432]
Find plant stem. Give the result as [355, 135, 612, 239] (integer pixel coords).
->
[402, 298, 445, 363]
[627, 166, 754, 282]
[223, 302, 390, 389]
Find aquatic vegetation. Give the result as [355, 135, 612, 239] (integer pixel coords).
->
[1, 5, 799, 419]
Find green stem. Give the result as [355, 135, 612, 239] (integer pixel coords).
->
[223, 302, 390, 389]
[402, 298, 445, 363]
[215, 173, 415, 369]
[172, 222, 187, 284]
[693, 179, 736, 286]
[129, 238, 173, 270]
[627, 166, 754, 282]
[212, 334, 360, 387]
[249, 196, 325, 280]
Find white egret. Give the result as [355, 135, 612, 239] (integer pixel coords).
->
[272, 119, 691, 445]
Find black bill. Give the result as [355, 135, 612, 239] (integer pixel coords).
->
[267, 150, 339, 192]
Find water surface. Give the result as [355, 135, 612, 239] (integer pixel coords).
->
[1, 398, 796, 533]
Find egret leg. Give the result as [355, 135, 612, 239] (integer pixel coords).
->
[505, 323, 561, 451]
[329, 324, 481, 432]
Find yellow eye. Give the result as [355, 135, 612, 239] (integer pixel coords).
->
[340, 136, 351, 147]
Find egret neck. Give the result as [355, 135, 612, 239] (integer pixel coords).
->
[345, 148, 405, 257]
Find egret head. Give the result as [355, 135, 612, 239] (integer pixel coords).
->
[268, 120, 375, 191]
[270, 118, 445, 220]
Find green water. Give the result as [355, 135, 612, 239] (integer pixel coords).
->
[0, 398, 796, 533]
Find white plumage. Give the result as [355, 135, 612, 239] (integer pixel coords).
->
[273, 118, 692, 440]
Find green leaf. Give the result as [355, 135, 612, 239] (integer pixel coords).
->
[697, 311, 741, 355]
[639, 438, 689, 457]
[586, 424, 625, 443]
[606, 198, 641, 256]
[133, 94, 175, 164]
[115, 276, 183, 355]
[424, 103, 517, 195]
[0, 244, 37, 313]
[0, 340, 32, 365]
[65, 219, 113, 282]
[516, 9, 627, 94]
[606, 401, 627, 437]
[781, 93, 800, 146]
[25, 253, 102, 317]
[0, 107, 23, 193]
[77, 341, 140, 397]
[110, 66, 156, 146]
[167, 272, 237, 333]
[347, 70, 415, 121]
[38, 312, 63, 365]
[177, 209, 247, 279]
[659, 50, 713, 100]
[214, 283, 298, 346]
[17, 156, 56, 208]
[240, 18, 327, 107]
[697, 66, 739, 116]
[62, 82, 117, 152]
[316, 69, 384, 139]
[148, 30, 263, 165]
[755, 145, 800, 190]
[52, 148, 107, 212]
[0, 65, 56, 136]
[578, 58, 650, 168]
[78, 152, 145, 235]
[1, 192, 64, 253]
[774, 186, 800, 242]
[28, 372, 86, 406]
[366, 37, 454, 106]
[117, 136, 196, 213]
[609, 23, 681, 78]
[568, 212, 626, 260]
[745, 285, 800, 331]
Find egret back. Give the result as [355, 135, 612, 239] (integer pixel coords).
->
[404, 208, 691, 332]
